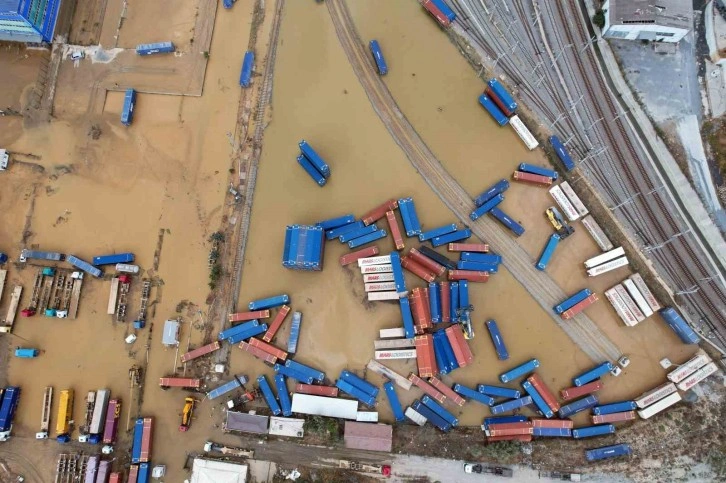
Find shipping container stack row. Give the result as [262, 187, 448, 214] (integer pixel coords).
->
[282, 225, 325, 271]
[477, 78, 539, 150]
[296, 140, 331, 186]
[604, 273, 661, 327]
[584, 246, 629, 278]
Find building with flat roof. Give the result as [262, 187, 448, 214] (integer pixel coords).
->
[344, 422, 392, 452]
[0, 0, 63, 43]
[602, 0, 692, 43]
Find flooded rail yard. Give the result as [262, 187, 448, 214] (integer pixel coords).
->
[0, 0, 720, 482]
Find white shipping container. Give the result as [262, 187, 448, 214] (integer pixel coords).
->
[379, 328, 405, 339]
[405, 407, 427, 426]
[622, 279, 654, 318]
[549, 185, 580, 221]
[365, 282, 397, 292]
[637, 392, 682, 419]
[361, 264, 393, 274]
[116, 263, 140, 274]
[509, 115, 539, 150]
[667, 353, 711, 383]
[604, 288, 639, 327]
[375, 349, 417, 360]
[584, 247, 626, 269]
[559, 181, 589, 217]
[355, 412, 379, 422]
[676, 362, 718, 391]
[374, 338, 415, 350]
[367, 291, 400, 301]
[363, 273, 394, 283]
[582, 216, 614, 251]
[367, 359, 413, 390]
[358, 255, 392, 267]
[587, 257, 629, 277]
[629, 273, 661, 312]
[291, 394, 358, 420]
[635, 382, 677, 408]
[613, 284, 645, 323]
[89, 389, 110, 435]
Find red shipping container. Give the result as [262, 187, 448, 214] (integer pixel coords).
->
[422, 0, 451, 27]
[560, 380, 604, 400]
[340, 246, 380, 266]
[180, 341, 221, 363]
[429, 377, 465, 407]
[229, 310, 270, 322]
[249, 338, 288, 361]
[109, 473, 121, 483]
[158, 377, 201, 389]
[485, 87, 514, 117]
[239, 340, 277, 364]
[127, 466, 139, 483]
[409, 288, 431, 330]
[445, 326, 474, 367]
[422, 287, 432, 327]
[408, 374, 446, 403]
[487, 434, 533, 443]
[561, 294, 599, 320]
[140, 417, 153, 462]
[386, 211, 405, 251]
[512, 170, 553, 186]
[527, 374, 561, 412]
[414, 334, 437, 377]
[295, 383, 339, 397]
[408, 247, 446, 276]
[448, 270, 490, 282]
[592, 411, 636, 424]
[440, 281, 450, 323]
[263, 305, 290, 342]
[401, 256, 436, 282]
[448, 243, 490, 253]
[488, 421, 533, 436]
[531, 418, 573, 429]
[362, 199, 399, 225]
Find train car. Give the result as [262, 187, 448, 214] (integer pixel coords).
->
[658, 307, 699, 344]
[239, 51, 254, 87]
[369, 40, 388, 75]
[549, 135, 576, 171]
[478, 94, 509, 126]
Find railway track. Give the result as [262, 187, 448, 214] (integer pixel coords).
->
[326, 0, 620, 362]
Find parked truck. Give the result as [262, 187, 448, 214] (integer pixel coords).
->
[20, 249, 63, 262]
[66, 255, 102, 278]
[204, 441, 254, 458]
[0, 386, 20, 440]
[339, 460, 391, 477]
[93, 253, 134, 266]
[89, 389, 110, 441]
[103, 399, 121, 444]
[56, 389, 73, 442]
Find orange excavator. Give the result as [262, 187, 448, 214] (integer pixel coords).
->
[179, 397, 195, 432]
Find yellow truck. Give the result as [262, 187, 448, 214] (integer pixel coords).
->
[56, 389, 74, 441]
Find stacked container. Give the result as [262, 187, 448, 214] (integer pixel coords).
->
[282, 225, 325, 271]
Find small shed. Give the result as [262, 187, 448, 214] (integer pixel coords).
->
[190, 458, 247, 483]
[225, 411, 269, 434]
[344, 421, 392, 452]
[162, 319, 180, 346]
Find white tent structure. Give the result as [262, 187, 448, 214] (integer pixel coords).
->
[190, 458, 248, 483]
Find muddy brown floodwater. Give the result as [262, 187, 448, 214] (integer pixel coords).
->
[0, 0, 699, 480]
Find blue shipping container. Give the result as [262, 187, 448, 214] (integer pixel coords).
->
[419, 224, 458, 242]
[207, 377, 242, 399]
[226, 323, 267, 345]
[433, 332, 450, 376]
[136, 41, 175, 55]
[390, 251, 407, 295]
[518, 163, 558, 180]
[326, 220, 364, 240]
[574, 362, 613, 387]
[249, 294, 290, 311]
[258, 375, 282, 416]
[340, 370, 379, 398]
[559, 395, 599, 418]
[286, 359, 324, 383]
[490, 396, 533, 415]
[66, 255, 102, 278]
[138, 463, 151, 483]
[461, 252, 502, 264]
[240, 51, 254, 87]
[131, 418, 144, 463]
[572, 424, 616, 439]
[369, 40, 388, 75]
[20, 249, 62, 262]
[399, 297, 416, 339]
[536, 233, 561, 271]
[533, 427, 571, 437]
[335, 379, 376, 406]
[478, 94, 509, 126]
[489, 207, 525, 236]
[434, 329, 458, 372]
[93, 253, 134, 266]
[274, 364, 314, 384]
[339, 224, 378, 243]
[458, 280, 469, 308]
[449, 282, 459, 322]
[121, 88, 136, 126]
[14, 348, 38, 358]
[553, 289, 592, 314]
[0, 387, 20, 432]
[218, 320, 259, 341]
[397, 197, 422, 236]
[223, 0, 236, 8]
[431, 0, 456, 21]
[474, 179, 510, 207]
[429, 282, 441, 323]
[299, 140, 331, 177]
[522, 380, 554, 418]
[453, 383, 494, 406]
[288, 312, 301, 353]
[418, 246, 457, 270]
[421, 395, 459, 426]
[499, 359, 540, 383]
[274, 374, 292, 417]
[432, 229, 472, 248]
[592, 401, 637, 416]
[411, 400, 451, 432]
[485, 320, 509, 361]
[487, 78, 518, 113]
[383, 381, 405, 422]
[297, 155, 326, 186]
[316, 214, 355, 230]
[457, 260, 499, 272]
[478, 384, 521, 400]
[549, 135, 576, 171]
[659, 307, 700, 344]
[585, 443, 632, 462]
[348, 229, 387, 248]
[470, 193, 504, 221]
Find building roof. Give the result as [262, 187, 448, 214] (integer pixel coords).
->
[190, 458, 247, 483]
[609, 0, 692, 30]
[268, 417, 305, 438]
[224, 411, 269, 434]
[344, 422, 393, 452]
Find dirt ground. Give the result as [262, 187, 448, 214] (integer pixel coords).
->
[0, 0, 718, 482]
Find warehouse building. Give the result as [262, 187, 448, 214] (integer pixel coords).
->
[601, 0, 692, 43]
[0, 0, 65, 43]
